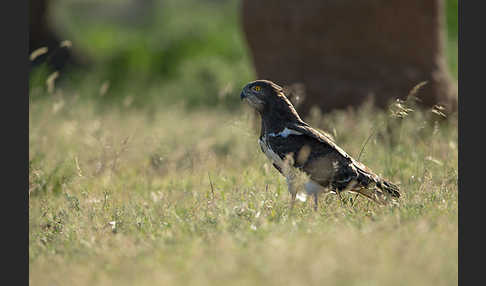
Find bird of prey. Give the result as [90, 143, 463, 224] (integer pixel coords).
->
[240, 80, 400, 210]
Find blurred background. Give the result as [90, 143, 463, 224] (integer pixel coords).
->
[29, 2, 459, 284]
[29, 0, 458, 115]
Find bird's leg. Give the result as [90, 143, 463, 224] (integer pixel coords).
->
[305, 180, 327, 212]
[290, 192, 296, 210]
[287, 176, 297, 210]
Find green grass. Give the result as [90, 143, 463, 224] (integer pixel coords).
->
[30, 1, 458, 284]
[47, 0, 254, 108]
[29, 94, 457, 285]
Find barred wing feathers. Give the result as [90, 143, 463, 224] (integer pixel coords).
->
[280, 122, 400, 198]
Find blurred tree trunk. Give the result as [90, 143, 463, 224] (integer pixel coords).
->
[241, 0, 457, 116]
[29, 0, 79, 70]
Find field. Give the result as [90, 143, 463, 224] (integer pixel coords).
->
[29, 0, 458, 285]
[29, 94, 457, 285]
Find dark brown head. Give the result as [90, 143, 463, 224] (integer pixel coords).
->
[240, 80, 303, 123]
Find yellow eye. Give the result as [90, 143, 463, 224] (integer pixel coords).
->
[253, 86, 261, 92]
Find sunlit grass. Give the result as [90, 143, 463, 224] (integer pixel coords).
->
[29, 0, 458, 284]
[29, 91, 457, 285]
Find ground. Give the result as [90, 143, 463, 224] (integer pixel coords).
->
[29, 95, 457, 286]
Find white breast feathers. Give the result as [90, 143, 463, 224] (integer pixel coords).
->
[259, 137, 285, 169]
[268, 127, 302, 138]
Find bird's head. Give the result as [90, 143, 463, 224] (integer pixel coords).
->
[240, 80, 283, 111]
[240, 80, 303, 122]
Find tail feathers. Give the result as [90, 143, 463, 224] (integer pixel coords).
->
[377, 180, 400, 198]
[350, 188, 383, 204]
[355, 168, 400, 202]
[351, 184, 400, 205]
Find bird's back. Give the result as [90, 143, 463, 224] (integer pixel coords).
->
[262, 122, 400, 198]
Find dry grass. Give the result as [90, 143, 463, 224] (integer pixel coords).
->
[29, 94, 457, 286]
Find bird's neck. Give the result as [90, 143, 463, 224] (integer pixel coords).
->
[260, 103, 303, 136]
